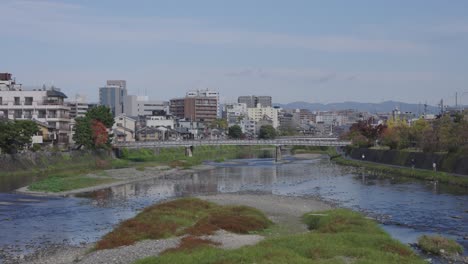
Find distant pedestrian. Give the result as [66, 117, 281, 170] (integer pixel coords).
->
[411, 158, 415, 169]
[432, 162, 437, 172]
[361, 154, 365, 160]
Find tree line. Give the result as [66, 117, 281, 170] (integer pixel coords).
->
[344, 113, 468, 153]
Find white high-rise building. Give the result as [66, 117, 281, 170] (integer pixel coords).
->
[224, 102, 248, 126]
[247, 104, 279, 128]
[67, 94, 89, 119]
[124, 95, 168, 116]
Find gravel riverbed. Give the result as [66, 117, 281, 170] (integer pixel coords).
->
[9, 194, 330, 264]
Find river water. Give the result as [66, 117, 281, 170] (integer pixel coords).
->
[0, 155, 467, 262]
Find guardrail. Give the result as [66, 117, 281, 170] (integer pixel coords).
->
[114, 139, 351, 149]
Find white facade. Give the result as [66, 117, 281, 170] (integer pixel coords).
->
[239, 119, 256, 135]
[224, 102, 248, 125]
[247, 104, 279, 128]
[315, 112, 344, 126]
[113, 114, 136, 142]
[0, 88, 71, 144]
[125, 95, 168, 116]
[67, 94, 89, 119]
[146, 116, 175, 129]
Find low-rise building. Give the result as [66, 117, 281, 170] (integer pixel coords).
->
[113, 114, 137, 142]
[146, 115, 175, 129]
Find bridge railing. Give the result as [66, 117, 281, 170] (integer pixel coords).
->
[114, 139, 351, 148]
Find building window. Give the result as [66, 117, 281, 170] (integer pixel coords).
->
[14, 97, 20, 105]
[14, 110, 22, 118]
[25, 97, 33, 105]
[38, 110, 46, 118]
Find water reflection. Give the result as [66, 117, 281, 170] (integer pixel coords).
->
[1, 155, 467, 259]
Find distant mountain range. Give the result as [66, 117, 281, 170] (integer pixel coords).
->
[274, 101, 440, 114]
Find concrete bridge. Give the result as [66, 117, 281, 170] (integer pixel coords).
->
[113, 138, 351, 161]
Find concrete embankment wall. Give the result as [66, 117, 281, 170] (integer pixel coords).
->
[349, 148, 468, 175]
[0, 150, 111, 172]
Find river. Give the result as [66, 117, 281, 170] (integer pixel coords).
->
[0, 155, 467, 262]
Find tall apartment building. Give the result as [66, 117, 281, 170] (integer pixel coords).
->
[124, 95, 168, 116]
[170, 91, 218, 123]
[99, 80, 127, 116]
[224, 102, 248, 125]
[238, 95, 272, 108]
[247, 104, 279, 128]
[67, 94, 89, 119]
[187, 89, 220, 117]
[0, 73, 71, 144]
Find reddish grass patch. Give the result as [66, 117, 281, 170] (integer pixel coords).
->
[162, 236, 220, 254]
[96, 219, 180, 250]
[381, 243, 413, 257]
[95, 198, 270, 251]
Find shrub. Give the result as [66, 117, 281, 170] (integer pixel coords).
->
[418, 235, 463, 255]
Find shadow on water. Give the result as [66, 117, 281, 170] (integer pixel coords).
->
[0, 154, 467, 260]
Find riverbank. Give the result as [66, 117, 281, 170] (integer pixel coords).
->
[333, 156, 468, 188]
[293, 146, 468, 188]
[14, 145, 272, 195]
[17, 195, 425, 264]
[15, 165, 214, 197]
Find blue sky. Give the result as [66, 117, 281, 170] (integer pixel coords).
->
[2, 0, 468, 105]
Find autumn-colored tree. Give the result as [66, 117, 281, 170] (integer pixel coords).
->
[73, 106, 114, 149]
[92, 120, 108, 147]
[344, 118, 386, 147]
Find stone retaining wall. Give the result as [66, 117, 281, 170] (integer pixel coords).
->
[349, 148, 468, 175]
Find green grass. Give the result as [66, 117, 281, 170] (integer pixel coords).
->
[95, 198, 271, 250]
[333, 156, 468, 188]
[120, 146, 270, 168]
[28, 173, 115, 192]
[418, 235, 463, 255]
[134, 208, 424, 264]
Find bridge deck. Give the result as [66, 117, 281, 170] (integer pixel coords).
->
[114, 139, 351, 149]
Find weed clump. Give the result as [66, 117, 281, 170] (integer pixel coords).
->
[418, 235, 463, 255]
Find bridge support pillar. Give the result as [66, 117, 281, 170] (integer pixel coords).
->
[275, 146, 282, 162]
[185, 146, 193, 157]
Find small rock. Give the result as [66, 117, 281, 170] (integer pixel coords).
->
[424, 258, 432, 263]
[439, 249, 445, 254]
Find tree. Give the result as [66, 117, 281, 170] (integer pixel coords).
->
[73, 106, 114, 149]
[228, 125, 243, 139]
[259, 125, 277, 139]
[0, 120, 39, 154]
[344, 119, 386, 148]
[86, 106, 115, 128]
[209, 118, 228, 130]
[409, 118, 430, 148]
[92, 120, 109, 147]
